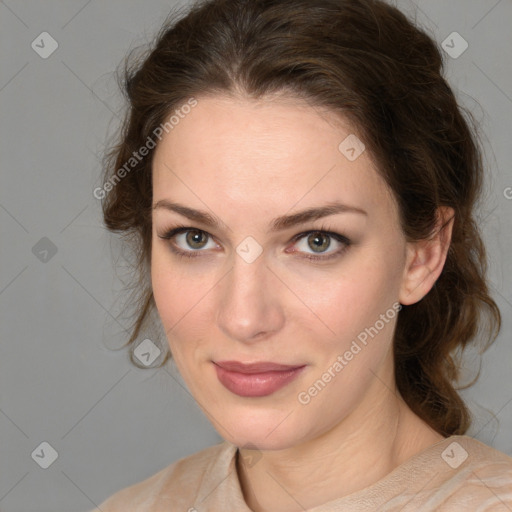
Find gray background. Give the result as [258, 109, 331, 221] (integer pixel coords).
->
[0, 1, 511, 510]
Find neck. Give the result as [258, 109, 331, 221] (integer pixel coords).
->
[236, 380, 444, 512]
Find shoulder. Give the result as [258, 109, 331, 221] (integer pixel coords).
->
[363, 435, 512, 511]
[90, 441, 235, 512]
[445, 435, 512, 478]
[421, 435, 512, 510]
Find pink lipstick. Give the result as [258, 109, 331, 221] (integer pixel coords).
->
[213, 360, 306, 397]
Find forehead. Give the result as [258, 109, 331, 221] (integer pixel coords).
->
[152, 94, 397, 223]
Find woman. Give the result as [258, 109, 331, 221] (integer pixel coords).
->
[93, 0, 512, 510]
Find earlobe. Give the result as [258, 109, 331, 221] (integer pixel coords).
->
[399, 206, 454, 306]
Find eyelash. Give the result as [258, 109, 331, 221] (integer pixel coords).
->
[156, 223, 351, 262]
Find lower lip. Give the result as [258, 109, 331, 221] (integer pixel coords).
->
[214, 364, 306, 397]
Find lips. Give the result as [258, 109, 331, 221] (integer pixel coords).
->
[213, 360, 306, 397]
[215, 360, 303, 373]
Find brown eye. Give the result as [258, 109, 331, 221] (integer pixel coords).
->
[185, 230, 209, 249]
[157, 226, 219, 258]
[290, 229, 351, 262]
[307, 232, 331, 253]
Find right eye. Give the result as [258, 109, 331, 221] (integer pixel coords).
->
[157, 225, 219, 258]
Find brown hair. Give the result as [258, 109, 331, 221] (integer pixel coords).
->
[100, 0, 501, 437]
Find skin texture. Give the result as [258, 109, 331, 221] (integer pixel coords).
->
[151, 94, 453, 511]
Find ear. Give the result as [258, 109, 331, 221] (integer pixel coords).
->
[399, 206, 454, 306]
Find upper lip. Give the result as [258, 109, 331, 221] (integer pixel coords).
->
[214, 360, 305, 374]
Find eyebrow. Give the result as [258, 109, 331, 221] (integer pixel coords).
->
[152, 200, 367, 232]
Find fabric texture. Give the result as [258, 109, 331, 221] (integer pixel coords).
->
[91, 435, 512, 511]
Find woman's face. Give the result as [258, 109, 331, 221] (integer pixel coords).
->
[151, 94, 412, 450]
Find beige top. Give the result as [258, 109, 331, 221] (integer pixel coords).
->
[93, 435, 512, 511]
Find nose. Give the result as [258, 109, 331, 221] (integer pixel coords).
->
[216, 253, 285, 343]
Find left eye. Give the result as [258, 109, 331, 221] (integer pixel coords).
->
[290, 231, 347, 257]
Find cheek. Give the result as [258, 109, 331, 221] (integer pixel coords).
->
[298, 271, 400, 409]
[290, 254, 401, 341]
[151, 250, 216, 363]
[151, 244, 202, 323]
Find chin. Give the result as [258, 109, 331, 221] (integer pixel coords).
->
[223, 428, 299, 452]
[209, 402, 308, 451]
